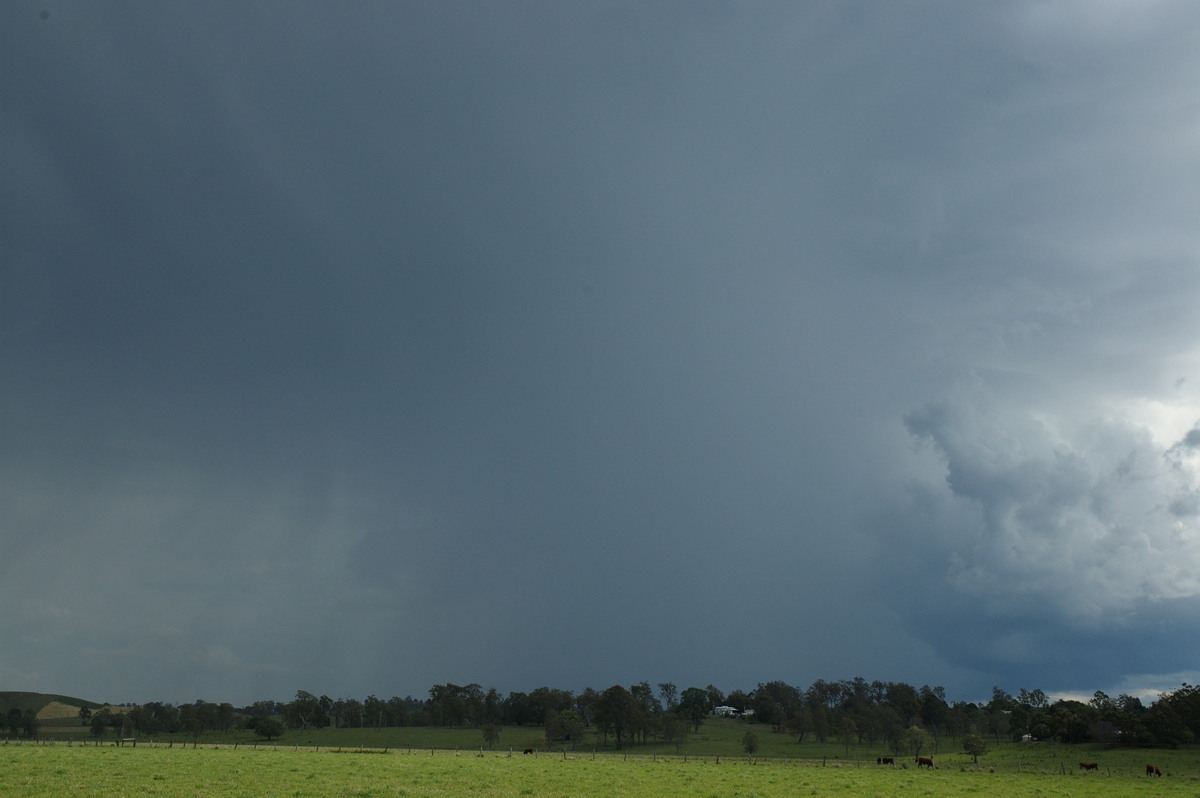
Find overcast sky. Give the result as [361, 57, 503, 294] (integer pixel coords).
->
[4, 1, 1200, 707]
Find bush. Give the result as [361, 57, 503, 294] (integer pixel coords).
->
[255, 717, 285, 741]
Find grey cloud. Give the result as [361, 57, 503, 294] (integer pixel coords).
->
[6, 0, 1200, 704]
[1175, 428, 1200, 450]
[889, 376, 1200, 686]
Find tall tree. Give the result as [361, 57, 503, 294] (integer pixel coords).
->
[285, 691, 328, 730]
[462, 684, 485, 727]
[785, 706, 812, 743]
[6, 707, 23, 736]
[1016, 688, 1047, 708]
[365, 695, 386, 728]
[742, 730, 759, 762]
[593, 685, 634, 749]
[340, 698, 364, 728]
[527, 687, 574, 727]
[543, 708, 560, 749]
[660, 714, 688, 752]
[963, 733, 987, 766]
[1089, 691, 1115, 712]
[987, 687, 1014, 712]
[919, 685, 949, 737]
[726, 689, 751, 712]
[657, 683, 679, 713]
[838, 715, 858, 757]
[427, 684, 469, 726]
[20, 709, 39, 739]
[883, 682, 920, 725]
[484, 688, 502, 726]
[558, 710, 586, 749]
[503, 692, 533, 726]
[751, 681, 801, 731]
[575, 688, 598, 727]
[905, 725, 932, 761]
[255, 717, 285, 741]
[678, 687, 710, 732]
[91, 709, 112, 740]
[630, 683, 660, 743]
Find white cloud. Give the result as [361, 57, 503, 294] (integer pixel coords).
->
[905, 378, 1200, 628]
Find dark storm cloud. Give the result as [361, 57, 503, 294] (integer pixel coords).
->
[4, 1, 1200, 704]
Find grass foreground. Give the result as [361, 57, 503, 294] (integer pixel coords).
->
[2, 741, 1198, 798]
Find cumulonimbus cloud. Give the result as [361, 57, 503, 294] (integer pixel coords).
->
[903, 384, 1200, 627]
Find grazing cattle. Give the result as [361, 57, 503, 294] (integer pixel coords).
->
[876, 757, 894, 765]
[1079, 762, 1098, 771]
[917, 757, 934, 768]
[523, 748, 534, 755]
[1146, 764, 1161, 776]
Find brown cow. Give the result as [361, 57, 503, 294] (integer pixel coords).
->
[876, 756, 894, 765]
[1079, 762, 1098, 771]
[1146, 764, 1161, 776]
[523, 748, 534, 755]
[917, 756, 934, 768]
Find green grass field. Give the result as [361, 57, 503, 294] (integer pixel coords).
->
[31, 715, 1200, 775]
[27, 715, 1194, 769]
[12, 693, 1198, 793]
[1, 741, 1196, 798]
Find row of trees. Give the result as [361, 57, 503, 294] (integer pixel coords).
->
[81, 700, 238, 740]
[43, 678, 1200, 751]
[408, 680, 1200, 750]
[249, 680, 1052, 752]
[721, 681, 1200, 751]
[5, 708, 39, 738]
[229, 683, 716, 750]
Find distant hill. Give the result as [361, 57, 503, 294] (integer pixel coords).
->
[0, 691, 105, 718]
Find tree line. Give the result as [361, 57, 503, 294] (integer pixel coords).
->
[78, 700, 238, 741]
[33, 678, 1200, 750]
[4, 708, 40, 739]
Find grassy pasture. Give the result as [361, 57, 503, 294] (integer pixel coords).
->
[25, 719, 1179, 761]
[2, 742, 1197, 798]
[32, 716, 1200, 778]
